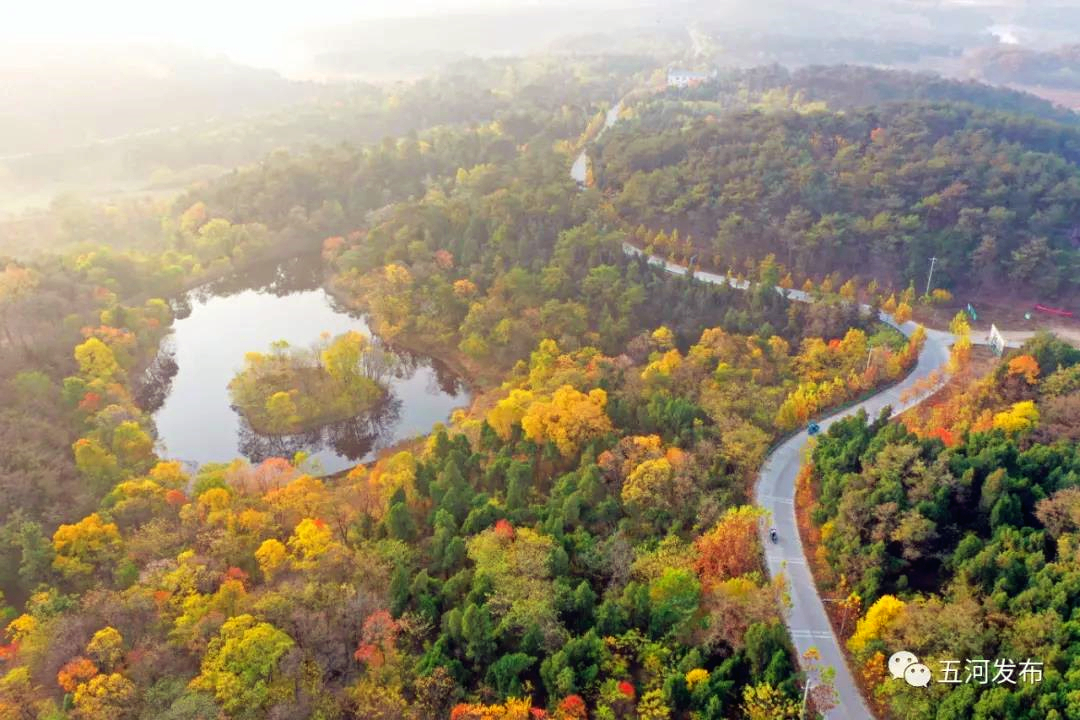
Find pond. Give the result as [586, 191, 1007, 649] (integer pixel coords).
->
[142, 255, 469, 475]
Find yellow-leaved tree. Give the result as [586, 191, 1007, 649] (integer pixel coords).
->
[486, 388, 534, 440]
[86, 627, 124, 671]
[641, 349, 683, 383]
[52, 514, 122, 580]
[741, 683, 800, 720]
[449, 697, 536, 719]
[520, 385, 612, 457]
[288, 518, 335, 567]
[320, 330, 370, 392]
[848, 595, 906, 653]
[72, 672, 137, 720]
[948, 312, 972, 373]
[191, 614, 295, 717]
[255, 539, 288, 581]
[992, 400, 1040, 435]
[74, 338, 120, 382]
[621, 458, 677, 512]
[651, 326, 675, 350]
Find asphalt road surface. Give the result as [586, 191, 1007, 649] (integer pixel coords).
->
[756, 324, 953, 719]
[624, 244, 963, 719]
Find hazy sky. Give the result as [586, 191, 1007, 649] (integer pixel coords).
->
[10, 0, 1080, 77]
[3, 0, 611, 70]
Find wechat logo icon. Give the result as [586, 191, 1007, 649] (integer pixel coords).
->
[890, 651, 932, 687]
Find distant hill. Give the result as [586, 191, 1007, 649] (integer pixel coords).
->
[0, 44, 324, 157]
[301, 5, 673, 80]
[967, 43, 1080, 92]
[593, 65, 1080, 298]
[673, 64, 1080, 125]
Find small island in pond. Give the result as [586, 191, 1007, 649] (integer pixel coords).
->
[228, 331, 391, 435]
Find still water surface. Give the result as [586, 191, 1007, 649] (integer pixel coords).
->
[145, 256, 468, 474]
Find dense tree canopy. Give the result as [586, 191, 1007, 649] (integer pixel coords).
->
[594, 67, 1080, 298]
[228, 333, 389, 435]
[1, 54, 1078, 720]
[807, 335, 1080, 718]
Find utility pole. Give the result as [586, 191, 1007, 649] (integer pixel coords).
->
[800, 679, 812, 720]
[925, 256, 937, 297]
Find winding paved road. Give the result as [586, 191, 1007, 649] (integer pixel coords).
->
[571, 100, 624, 185]
[623, 246, 965, 719]
[587, 107, 1030, 718]
[757, 325, 952, 720]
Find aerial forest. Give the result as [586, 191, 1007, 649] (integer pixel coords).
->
[0, 54, 1078, 720]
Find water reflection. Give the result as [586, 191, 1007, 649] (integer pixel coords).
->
[145, 254, 468, 475]
[137, 337, 178, 414]
[198, 255, 326, 299]
[236, 395, 403, 465]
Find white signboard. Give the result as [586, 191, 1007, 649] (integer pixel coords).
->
[989, 324, 1006, 357]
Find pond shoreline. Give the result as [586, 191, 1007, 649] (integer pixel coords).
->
[230, 385, 389, 438]
[322, 277, 497, 397]
[147, 252, 471, 475]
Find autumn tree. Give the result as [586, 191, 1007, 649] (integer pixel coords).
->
[74, 338, 121, 382]
[741, 683, 800, 720]
[73, 438, 122, 492]
[191, 614, 295, 718]
[621, 457, 684, 516]
[288, 518, 335, 568]
[71, 672, 137, 720]
[86, 627, 124, 672]
[520, 385, 612, 457]
[651, 326, 675, 351]
[0, 263, 38, 349]
[948, 312, 972, 373]
[57, 657, 98, 693]
[366, 264, 415, 338]
[992, 400, 1040, 434]
[52, 514, 122, 581]
[486, 389, 533, 440]
[848, 595, 905, 653]
[354, 610, 399, 669]
[255, 539, 288, 581]
[320, 330, 373, 392]
[110, 421, 154, 471]
[695, 506, 766, 587]
[1007, 354, 1040, 385]
[449, 697, 536, 720]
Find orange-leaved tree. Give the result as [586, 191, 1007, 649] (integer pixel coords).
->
[694, 506, 767, 588]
